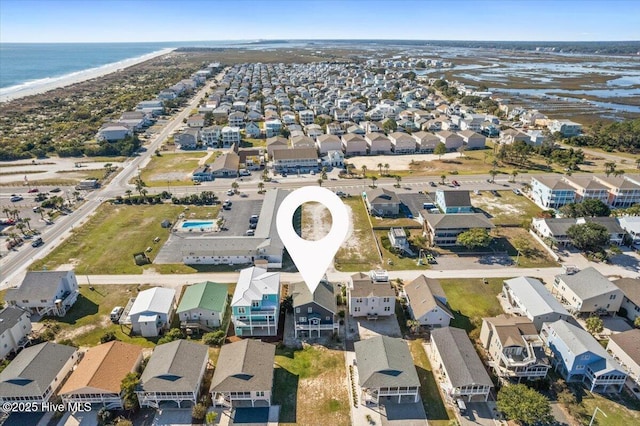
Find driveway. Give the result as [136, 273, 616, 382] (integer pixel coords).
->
[459, 402, 500, 426]
[346, 314, 402, 341]
[381, 402, 428, 426]
[151, 408, 193, 426]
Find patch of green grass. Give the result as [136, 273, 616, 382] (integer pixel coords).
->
[240, 138, 267, 148]
[30, 203, 218, 274]
[374, 229, 430, 271]
[440, 278, 506, 338]
[51, 284, 157, 348]
[274, 346, 349, 426]
[408, 339, 455, 425]
[139, 151, 210, 187]
[55, 168, 107, 182]
[492, 227, 560, 268]
[334, 197, 382, 272]
[579, 391, 640, 426]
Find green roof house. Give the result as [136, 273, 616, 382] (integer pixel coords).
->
[177, 282, 228, 329]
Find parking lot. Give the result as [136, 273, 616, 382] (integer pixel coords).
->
[218, 199, 262, 237]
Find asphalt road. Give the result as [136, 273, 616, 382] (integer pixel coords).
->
[0, 71, 225, 287]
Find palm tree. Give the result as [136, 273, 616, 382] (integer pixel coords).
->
[15, 222, 26, 236]
[510, 170, 518, 183]
[489, 169, 499, 183]
[11, 209, 21, 221]
[134, 175, 146, 196]
[347, 163, 355, 176]
[613, 169, 625, 177]
[231, 182, 239, 193]
[258, 182, 265, 193]
[395, 175, 402, 188]
[2, 207, 10, 220]
[317, 179, 323, 187]
[23, 217, 31, 231]
[371, 176, 378, 188]
[321, 167, 327, 180]
[604, 161, 616, 177]
[457, 144, 466, 158]
[35, 207, 45, 221]
[384, 163, 390, 176]
[440, 174, 446, 185]
[72, 191, 80, 201]
[7, 232, 19, 245]
[125, 190, 132, 199]
[361, 165, 367, 178]
[141, 189, 148, 200]
[377, 163, 383, 175]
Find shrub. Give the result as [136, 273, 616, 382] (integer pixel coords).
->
[192, 403, 207, 420]
[100, 331, 117, 344]
[202, 330, 226, 346]
[158, 328, 184, 345]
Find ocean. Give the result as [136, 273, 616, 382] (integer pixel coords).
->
[0, 41, 306, 96]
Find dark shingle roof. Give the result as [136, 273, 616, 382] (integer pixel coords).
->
[612, 278, 640, 307]
[291, 281, 337, 314]
[0, 342, 76, 397]
[404, 275, 453, 320]
[425, 213, 494, 230]
[609, 329, 640, 364]
[439, 190, 471, 208]
[366, 188, 400, 204]
[140, 340, 209, 393]
[210, 340, 275, 393]
[430, 327, 493, 388]
[354, 336, 420, 389]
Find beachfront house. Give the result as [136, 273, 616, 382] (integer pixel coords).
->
[291, 280, 338, 339]
[129, 287, 177, 337]
[59, 341, 144, 409]
[354, 336, 420, 405]
[541, 320, 626, 392]
[231, 266, 280, 337]
[5, 270, 79, 317]
[176, 281, 229, 331]
[136, 340, 209, 408]
[0, 342, 78, 405]
[210, 339, 275, 408]
[0, 307, 31, 360]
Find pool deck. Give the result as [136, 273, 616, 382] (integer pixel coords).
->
[176, 219, 217, 233]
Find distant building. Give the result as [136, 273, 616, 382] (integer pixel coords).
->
[548, 119, 582, 137]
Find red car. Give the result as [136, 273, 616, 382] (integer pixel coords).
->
[451, 180, 460, 186]
[27, 188, 39, 193]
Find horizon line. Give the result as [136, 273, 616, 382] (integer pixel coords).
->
[2, 38, 640, 44]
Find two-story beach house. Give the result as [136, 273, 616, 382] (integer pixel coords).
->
[0, 307, 31, 360]
[291, 280, 338, 339]
[552, 267, 623, 316]
[541, 320, 627, 392]
[480, 315, 550, 381]
[231, 267, 280, 336]
[176, 281, 229, 332]
[5, 270, 79, 317]
[348, 272, 396, 318]
[502, 277, 570, 331]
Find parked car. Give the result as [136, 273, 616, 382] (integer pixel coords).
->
[249, 215, 259, 223]
[336, 191, 346, 197]
[245, 230, 255, 236]
[512, 188, 522, 195]
[452, 180, 460, 186]
[110, 306, 124, 322]
[49, 187, 61, 193]
[490, 190, 500, 196]
[27, 188, 39, 193]
[226, 189, 234, 196]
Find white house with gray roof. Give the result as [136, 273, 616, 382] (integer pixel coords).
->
[404, 275, 453, 328]
[137, 340, 209, 408]
[502, 277, 570, 331]
[129, 287, 176, 337]
[348, 272, 396, 318]
[552, 267, 623, 315]
[210, 339, 275, 408]
[5, 270, 79, 317]
[0, 342, 77, 404]
[613, 278, 640, 323]
[354, 336, 420, 405]
[0, 307, 31, 360]
[430, 327, 493, 402]
[607, 329, 640, 390]
[542, 320, 626, 392]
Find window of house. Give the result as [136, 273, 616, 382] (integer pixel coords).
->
[609, 294, 616, 300]
[263, 294, 268, 300]
[308, 307, 313, 313]
[576, 365, 584, 370]
[256, 391, 265, 397]
[326, 316, 331, 321]
[238, 307, 246, 314]
[383, 297, 390, 302]
[384, 306, 390, 312]
[355, 307, 360, 312]
[299, 317, 306, 322]
[252, 301, 259, 308]
[295, 308, 300, 313]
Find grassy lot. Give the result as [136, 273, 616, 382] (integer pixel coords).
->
[240, 137, 267, 148]
[492, 227, 560, 268]
[374, 229, 430, 271]
[577, 391, 640, 426]
[273, 345, 350, 426]
[30, 203, 218, 274]
[50, 284, 158, 348]
[138, 151, 211, 187]
[334, 197, 382, 272]
[370, 216, 422, 229]
[408, 339, 455, 426]
[472, 190, 542, 226]
[440, 278, 506, 339]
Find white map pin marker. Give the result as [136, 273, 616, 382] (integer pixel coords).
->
[277, 186, 349, 293]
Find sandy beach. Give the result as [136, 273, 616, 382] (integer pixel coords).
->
[0, 48, 175, 103]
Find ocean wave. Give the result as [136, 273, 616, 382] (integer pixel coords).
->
[0, 48, 174, 98]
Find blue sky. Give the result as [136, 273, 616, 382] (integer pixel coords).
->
[1, 0, 639, 42]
